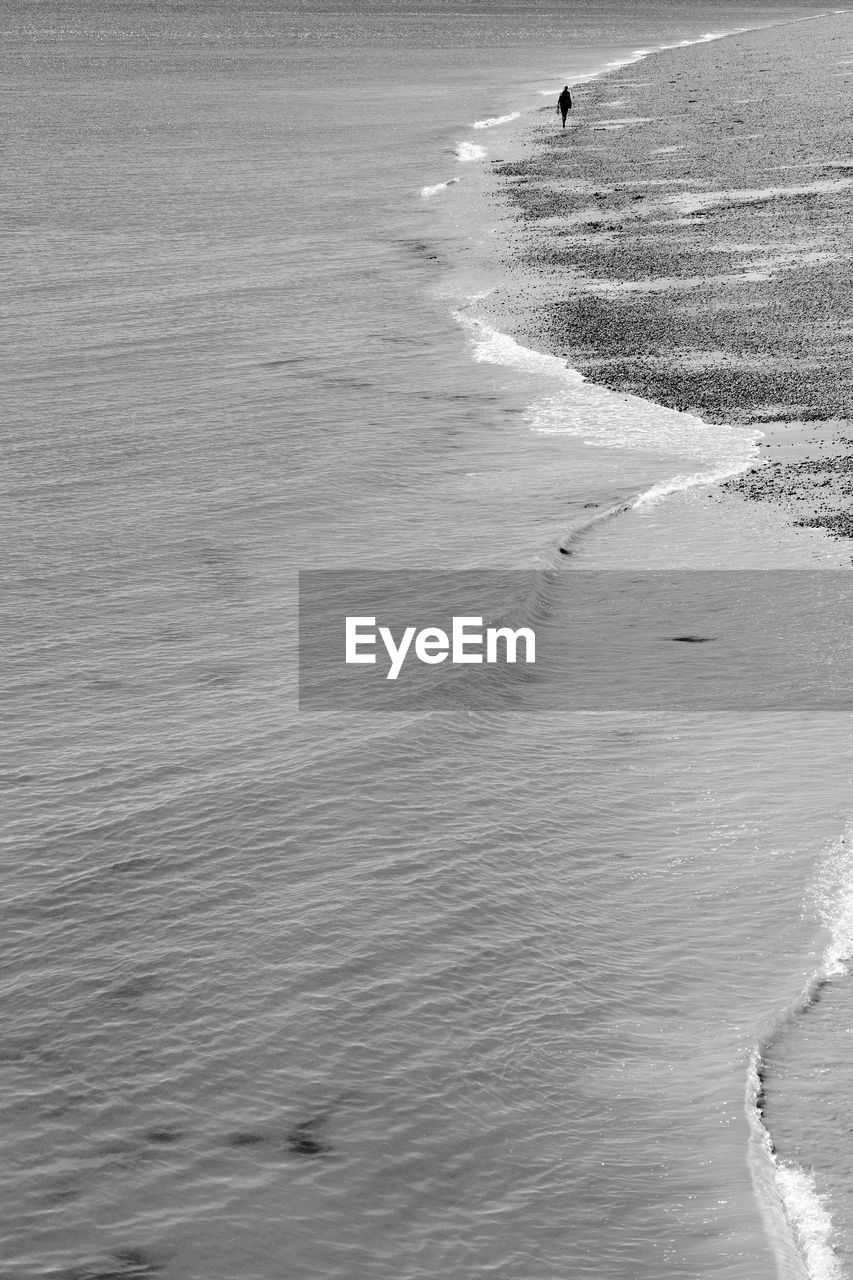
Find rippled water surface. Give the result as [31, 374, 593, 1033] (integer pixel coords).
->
[3, 1, 852, 1277]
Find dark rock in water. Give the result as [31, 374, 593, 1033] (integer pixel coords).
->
[45, 1179, 79, 1205]
[104, 974, 159, 1002]
[669, 635, 715, 643]
[286, 1116, 332, 1157]
[401, 238, 440, 263]
[144, 1127, 183, 1145]
[112, 1250, 157, 1276]
[227, 1130, 266, 1147]
[284, 1091, 355, 1157]
[0, 1040, 36, 1065]
[65, 1246, 159, 1280]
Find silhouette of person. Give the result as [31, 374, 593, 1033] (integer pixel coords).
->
[558, 85, 572, 128]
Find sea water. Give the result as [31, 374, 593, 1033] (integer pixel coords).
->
[3, 1, 852, 1277]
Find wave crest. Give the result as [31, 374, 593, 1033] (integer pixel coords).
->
[775, 1164, 843, 1280]
[421, 178, 460, 198]
[472, 111, 521, 129]
[456, 141, 487, 162]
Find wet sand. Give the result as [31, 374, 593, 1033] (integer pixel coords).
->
[488, 13, 853, 537]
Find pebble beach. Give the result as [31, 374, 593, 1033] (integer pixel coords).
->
[488, 12, 853, 543]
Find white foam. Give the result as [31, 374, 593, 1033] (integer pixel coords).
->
[472, 111, 521, 130]
[775, 1164, 843, 1280]
[662, 28, 744, 51]
[456, 314, 582, 383]
[421, 178, 459, 199]
[745, 1050, 808, 1280]
[632, 463, 751, 509]
[531, 27, 751, 103]
[747, 1046, 845, 1280]
[454, 314, 759, 482]
[753, 821, 853, 1280]
[456, 141, 487, 163]
[605, 47, 652, 70]
[816, 822, 853, 979]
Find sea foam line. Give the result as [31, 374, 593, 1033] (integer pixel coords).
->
[472, 111, 521, 129]
[421, 178, 460, 199]
[748, 1043, 843, 1280]
[533, 16, 827, 105]
[631, 462, 756, 510]
[745, 1048, 809, 1280]
[536, 27, 750, 95]
[815, 822, 853, 981]
[454, 312, 760, 481]
[746, 822, 853, 1280]
[456, 141, 487, 162]
[775, 1165, 842, 1280]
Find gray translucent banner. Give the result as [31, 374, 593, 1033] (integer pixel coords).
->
[298, 570, 853, 712]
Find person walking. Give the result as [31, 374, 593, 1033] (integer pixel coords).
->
[557, 84, 572, 128]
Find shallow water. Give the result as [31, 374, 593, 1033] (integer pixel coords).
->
[3, 1, 853, 1277]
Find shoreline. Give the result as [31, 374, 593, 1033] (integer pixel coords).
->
[484, 11, 852, 548]
[451, 16, 853, 1280]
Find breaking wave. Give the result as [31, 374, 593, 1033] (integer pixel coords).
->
[456, 141, 487, 162]
[454, 313, 759, 480]
[472, 111, 521, 129]
[747, 822, 853, 1280]
[421, 178, 460, 198]
[775, 1166, 842, 1280]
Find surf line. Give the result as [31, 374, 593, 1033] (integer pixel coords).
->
[549, 460, 754, 562]
[747, 1030, 842, 1280]
[472, 111, 521, 130]
[433, 26, 764, 200]
[553, 451, 765, 560]
[745, 822, 853, 1280]
[453, 311, 762, 560]
[421, 139, 485, 198]
[534, 18, 812, 101]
